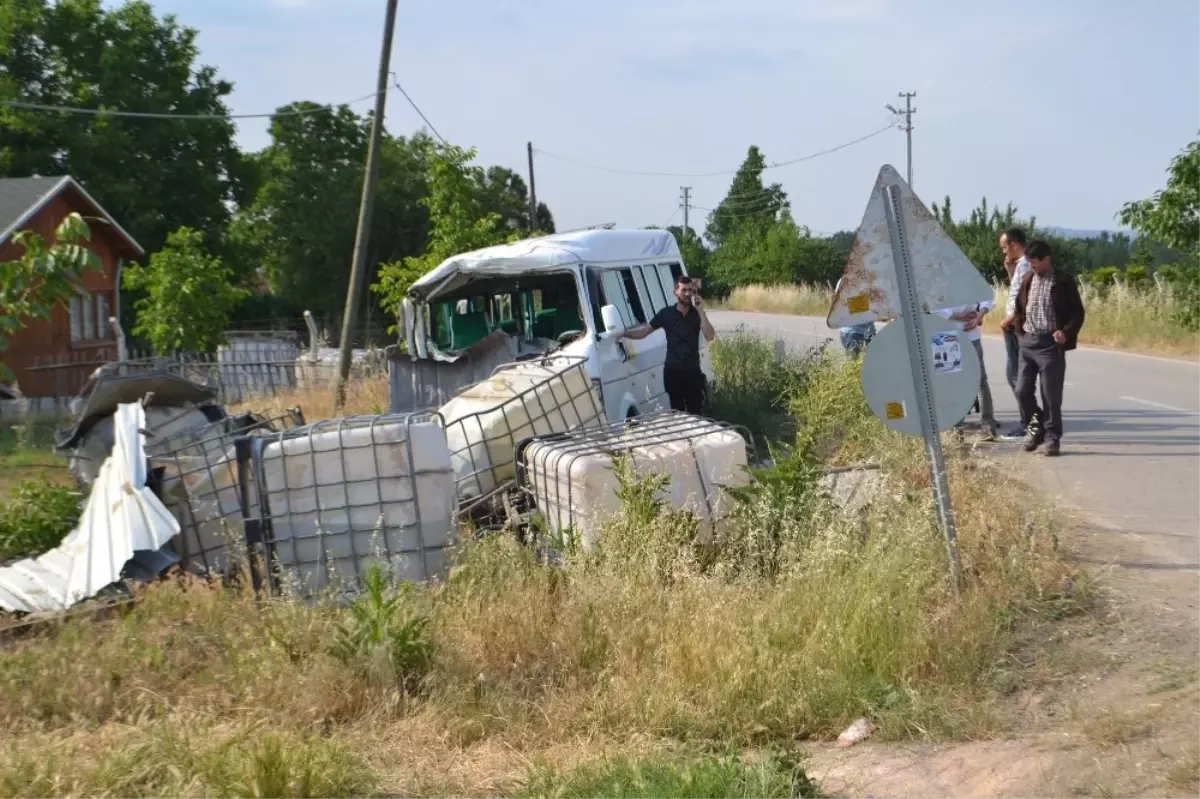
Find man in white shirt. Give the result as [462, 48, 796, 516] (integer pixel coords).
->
[997, 227, 1040, 439]
[936, 299, 998, 441]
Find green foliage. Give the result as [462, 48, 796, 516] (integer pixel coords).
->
[0, 0, 243, 258]
[664, 224, 710, 282]
[328, 562, 434, 690]
[0, 480, 80, 561]
[1119, 139, 1200, 254]
[518, 747, 821, 799]
[704, 145, 789, 249]
[372, 142, 523, 332]
[0, 211, 101, 380]
[122, 226, 247, 354]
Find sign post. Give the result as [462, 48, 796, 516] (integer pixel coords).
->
[880, 182, 961, 593]
[828, 165, 994, 594]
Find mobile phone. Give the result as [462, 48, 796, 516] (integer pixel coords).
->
[691, 278, 702, 306]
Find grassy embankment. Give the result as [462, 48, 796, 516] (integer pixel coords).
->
[0, 334, 1087, 798]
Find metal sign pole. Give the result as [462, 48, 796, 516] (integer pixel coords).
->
[880, 183, 963, 594]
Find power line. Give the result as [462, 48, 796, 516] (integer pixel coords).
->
[390, 74, 447, 144]
[0, 90, 385, 120]
[533, 122, 896, 178]
[661, 206, 680, 228]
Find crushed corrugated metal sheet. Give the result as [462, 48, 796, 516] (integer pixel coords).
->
[0, 402, 181, 613]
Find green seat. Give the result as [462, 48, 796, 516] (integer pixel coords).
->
[553, 301, 584, 337]
[448, 311, 490, 350]
[532, 308, 558, 340]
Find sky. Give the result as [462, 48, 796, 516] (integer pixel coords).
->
[108, 0, 1198, 235]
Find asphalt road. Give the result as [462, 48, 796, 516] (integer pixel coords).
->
[709, 310, 1200, 571]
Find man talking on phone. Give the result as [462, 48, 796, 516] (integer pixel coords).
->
[619, 274, 716, 414]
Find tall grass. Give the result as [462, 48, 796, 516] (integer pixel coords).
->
[717, 281, 1198, 357]
[0, 339, 1085, 797]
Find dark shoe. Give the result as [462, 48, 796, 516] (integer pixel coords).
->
[1023, 423, 1045, 452]
[1000, 424, 1026, 441]
[1044, 439, 1061, 457]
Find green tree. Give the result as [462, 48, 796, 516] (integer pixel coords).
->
[480, 166, 555, 235]
[229, 105, 432, 321]
[372, 142, 521, 332]
[704, 146, 788, 248]
[121, 226, 246, 354]
[1118, 139, 1199, 255]
[0, 212, 101, 380]
[0, 0, 244, 257]
[663, 225, 710, 282]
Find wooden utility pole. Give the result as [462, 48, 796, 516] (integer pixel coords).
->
[334, 0, 399, 412]
[527, 141, 538, 234]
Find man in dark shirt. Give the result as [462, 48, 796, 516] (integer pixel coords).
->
[619, 274, 716, 413]
[1012, 239, 1086, 457]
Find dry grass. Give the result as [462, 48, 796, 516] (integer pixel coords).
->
[226, 375, 391, 422]
[0, 347, 1088, 797]
[716, 284, 834, 317]
[719, 281, 1199, 358]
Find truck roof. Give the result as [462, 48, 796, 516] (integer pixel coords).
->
[408, 228, 683, 301]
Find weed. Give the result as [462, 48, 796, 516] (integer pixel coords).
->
[328, 562, 435, 691]
[0, 480, 81, 560]
[518, 747, 821, 799]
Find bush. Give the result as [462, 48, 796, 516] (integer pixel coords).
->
[0, 480, 80, 561]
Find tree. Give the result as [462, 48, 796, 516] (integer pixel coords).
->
[0, 212, 101, 380]
[1118, 139, 1199, 256]
[480, 166, 555, 235]
[0, 0, 244, 257]
[704, 146, 788, 248]
[372, 142, 521, 332]
[664, 225, 710, 282]
[229, 105, 432, 321]
[122, 226, 246, 354]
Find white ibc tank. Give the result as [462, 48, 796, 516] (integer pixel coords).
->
[439, 358, 604, 505]
[255, 414, 455, 595]
[522, 412, 751, 550]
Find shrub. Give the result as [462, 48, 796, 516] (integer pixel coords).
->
[0, 480, 80, 561]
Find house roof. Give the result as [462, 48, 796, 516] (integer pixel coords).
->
[0, 175, 144, 256]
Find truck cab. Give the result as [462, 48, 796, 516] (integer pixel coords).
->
[400, 228, 714, 421]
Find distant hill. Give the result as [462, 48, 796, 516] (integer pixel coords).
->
[1042, 226, 1138, 240]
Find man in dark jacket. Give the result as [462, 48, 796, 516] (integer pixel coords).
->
[1012, 240, 1086, 456]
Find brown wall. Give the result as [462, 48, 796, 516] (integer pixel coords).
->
[2, 193, 125, 398]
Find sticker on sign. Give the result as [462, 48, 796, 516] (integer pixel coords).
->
[826, 165, 993, 328]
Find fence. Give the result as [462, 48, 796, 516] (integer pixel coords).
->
[12, 340, 388, 419]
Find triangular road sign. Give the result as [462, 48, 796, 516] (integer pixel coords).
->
[827, 164, 993, 328]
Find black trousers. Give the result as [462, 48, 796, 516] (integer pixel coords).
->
[1016, 332, 1067, 440]
[664, 368, 705, 414]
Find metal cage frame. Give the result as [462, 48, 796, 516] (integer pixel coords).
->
[234, 411, 452, 598]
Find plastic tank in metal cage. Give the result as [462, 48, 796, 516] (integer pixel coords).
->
[148, 410, 305, 575]
[515, 410, 754, 550]
[439, 355, 604, 511]
[238, 412, 455, 598]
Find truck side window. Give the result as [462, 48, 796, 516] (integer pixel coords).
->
[653, 264, 675, 306]
[619, 269, 646, 323]
[638, 264, 667, 311]
[600, 270, 636, 329]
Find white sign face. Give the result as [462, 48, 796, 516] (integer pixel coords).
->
[859, 315, 981, 437]
[827, 165, 994, 328]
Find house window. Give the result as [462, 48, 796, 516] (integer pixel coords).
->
[69, 295, 84, 342]
[95, 294, 110, 339]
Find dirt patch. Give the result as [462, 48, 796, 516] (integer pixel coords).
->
[803, 513, 1200, 798]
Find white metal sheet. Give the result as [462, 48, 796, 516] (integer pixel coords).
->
[827, 165, 993, 327]
[859, 316, 982, 437]
[0, 402, 181, 613]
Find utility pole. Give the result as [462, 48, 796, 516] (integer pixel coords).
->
[527, 142, 537, 235]
[333, 0, 399, 412]
[886, 93, 917, 188]
[680, 186, 691, 236]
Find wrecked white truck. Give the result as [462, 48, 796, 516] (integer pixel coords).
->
[391, 228, 716, 421]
